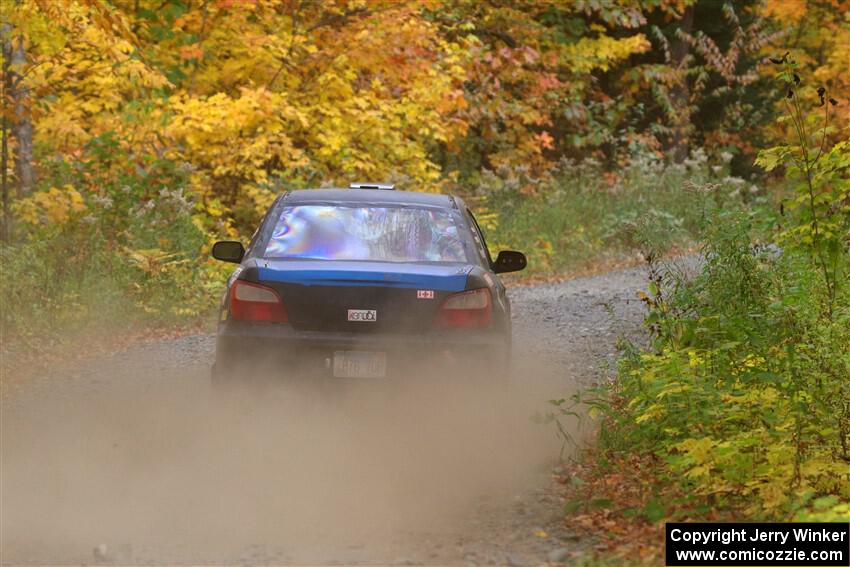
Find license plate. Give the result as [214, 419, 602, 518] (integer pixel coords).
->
[332, 351, 387, 378]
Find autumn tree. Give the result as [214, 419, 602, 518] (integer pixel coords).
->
[2, 0, 847, 239]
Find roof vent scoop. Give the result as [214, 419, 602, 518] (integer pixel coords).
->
[349, 182, 395, 190]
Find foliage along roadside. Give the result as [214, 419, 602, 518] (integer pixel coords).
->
[0, 137, 755, 354]
[551, 60, 849, 562]
[2, 0, 848, 354]
[0, 134, 228, 347]
[477, 146, 760, 278]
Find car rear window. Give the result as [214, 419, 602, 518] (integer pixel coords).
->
[264, 205, 469, 263]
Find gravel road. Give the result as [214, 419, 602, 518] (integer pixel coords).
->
[1, 265, 649, 566]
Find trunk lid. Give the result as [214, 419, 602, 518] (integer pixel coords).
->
[257, 260, 472, 333]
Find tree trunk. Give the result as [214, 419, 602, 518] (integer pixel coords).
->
[669, 5, 694, 163]
[1, 22, 12, 240]
[10, 32, 33, 196]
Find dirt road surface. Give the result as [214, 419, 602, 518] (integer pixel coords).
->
[1, 266, 648, 566]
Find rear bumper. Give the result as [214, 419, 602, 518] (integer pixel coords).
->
[214, 320, 508, 376]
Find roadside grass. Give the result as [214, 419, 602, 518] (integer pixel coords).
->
[553, 230, 849, 562]
[0, 235, 221, 385]
[0, 137, 227, 380]
[476, 153, 756, 277]
[541, 80, 849, 560]
[549, 110, 850, 561]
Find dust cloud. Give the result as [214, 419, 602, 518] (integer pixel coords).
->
[1, 353, 578, 565]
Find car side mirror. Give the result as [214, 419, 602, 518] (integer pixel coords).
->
[212, 241, 245, 263]
[493, 250, 527, 274]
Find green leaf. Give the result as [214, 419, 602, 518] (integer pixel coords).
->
[643, 498, 666, 522]
[755, 146, 791, 172]
[563, 500, 582, 515]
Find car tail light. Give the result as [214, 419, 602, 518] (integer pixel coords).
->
[433, 288, 492, 329]
[230, 280, 288, 323]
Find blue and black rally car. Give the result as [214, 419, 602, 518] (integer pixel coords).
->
[210, 184, 526, 382]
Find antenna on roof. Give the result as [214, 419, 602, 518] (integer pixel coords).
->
[349, 182, 395, 190]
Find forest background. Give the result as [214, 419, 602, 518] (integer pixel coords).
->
[1, 0, 848, 552]
[1, 0, 846, 337]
